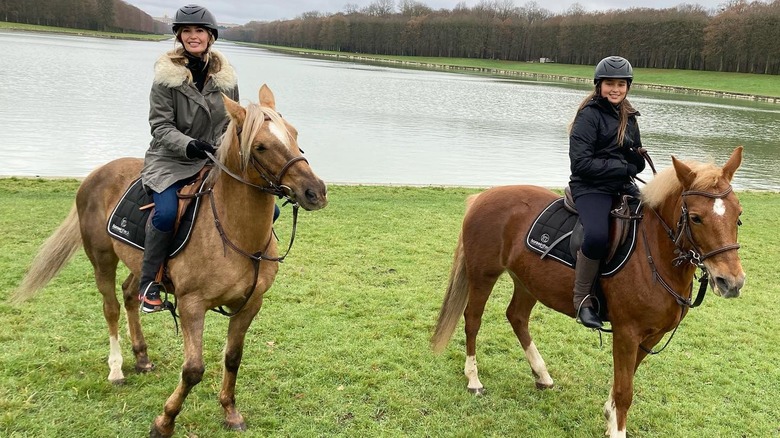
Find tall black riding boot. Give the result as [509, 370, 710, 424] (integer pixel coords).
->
[572, 251, 603, 329]
[139, 223, 173, 313]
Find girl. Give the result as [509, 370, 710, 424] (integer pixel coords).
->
[568, 56, 646, 328]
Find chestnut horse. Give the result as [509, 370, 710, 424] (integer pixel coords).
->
[12, 85, 327, 437]
[431, 147, 744, 437]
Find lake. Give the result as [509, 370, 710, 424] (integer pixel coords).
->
[2, 30, 778, 190]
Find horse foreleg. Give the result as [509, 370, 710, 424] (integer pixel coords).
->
[219, 298, 263, 431]
[505, 280, 554, 389]
[151, 305, 206, 438]
[605, 330, 640, 438]
[121, 274, 154, 373]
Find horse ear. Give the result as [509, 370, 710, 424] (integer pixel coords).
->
[721, 146, 743, 182]
[259, 84, 276, 110]
[222, 93, 245, 127]
[672, 155, 696, 189]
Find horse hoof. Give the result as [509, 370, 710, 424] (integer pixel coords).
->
[535, 381, 554, 390]
[149, 426, 171, 438]
[136, 363, 156, 373]
[110, 378, 126, 386]
[225, 420, 247, 431]
[468, 387, 485, 396]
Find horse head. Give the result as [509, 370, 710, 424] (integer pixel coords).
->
[671, 146, 745, 298]
[216, 84, 327, 211]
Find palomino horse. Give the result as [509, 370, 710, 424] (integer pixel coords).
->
[12, 85, 327, 437]
[431, 147, 744, 437]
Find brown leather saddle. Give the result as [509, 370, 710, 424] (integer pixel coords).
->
[563, 186, 633, 264]
[107, 167, 212, 288]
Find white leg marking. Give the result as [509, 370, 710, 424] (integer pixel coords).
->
[107, 335, 124, 382]
[604, 386, 618, 437]
[713, 198, 726, 216]
[603, 386, 626, 437]
[523, 341, 554, 387]
[464, 355, 483, 392]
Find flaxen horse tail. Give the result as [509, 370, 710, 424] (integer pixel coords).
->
[430, 194, 480, 354]
[11, 206, 82, 304]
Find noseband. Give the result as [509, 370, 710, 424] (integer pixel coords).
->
[638, 185, 741, 354]
[196, 118, 309, 317]
[662, 185, 741, 267]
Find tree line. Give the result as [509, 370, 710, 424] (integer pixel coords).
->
[222, 0, 780, 75]
[1, 0, 168, 34]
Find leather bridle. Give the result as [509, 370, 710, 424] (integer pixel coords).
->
[176, 125, 309, 318]
[638, 185, 741, 354]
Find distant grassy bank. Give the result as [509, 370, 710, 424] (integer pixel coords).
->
[253, 44, 780, 102]
[4, 21, 778, 101]
[0, 21, 170, 41]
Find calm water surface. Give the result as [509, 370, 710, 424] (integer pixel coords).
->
[2, 31, 778, 190]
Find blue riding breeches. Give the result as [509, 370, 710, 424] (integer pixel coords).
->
[150, 180, 188, 232]
[152, 180, 282, 232]
[573, 193, 613, 260]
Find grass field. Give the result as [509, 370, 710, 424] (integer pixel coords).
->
[0, 21, 170, 41]
[255, 45, 780, 99]
[1, 178, 779, 437]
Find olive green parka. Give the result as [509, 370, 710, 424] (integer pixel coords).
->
[141, 49, 239, 193]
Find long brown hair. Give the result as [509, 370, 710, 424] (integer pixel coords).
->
[569, 83, 636, 146]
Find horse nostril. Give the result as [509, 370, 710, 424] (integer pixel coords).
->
[305, 189, 318, 203]
[715, 276, 740, 298]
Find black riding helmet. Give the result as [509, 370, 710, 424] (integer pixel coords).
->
[594, 56, 633, 86]
[172, 4, 219, 40]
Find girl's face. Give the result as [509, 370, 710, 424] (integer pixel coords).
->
[600, 79, 629, 105]
[179, 25, 211, 56]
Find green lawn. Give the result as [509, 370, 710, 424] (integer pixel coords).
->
[1, 178, 778, 437]
[0, 21, 170, 41]
[255, 45, 780, 99]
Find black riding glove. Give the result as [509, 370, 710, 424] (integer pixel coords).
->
[627, 163, 638, 177]
[186, 140, 216, 160]
[625, 147, 645, 168]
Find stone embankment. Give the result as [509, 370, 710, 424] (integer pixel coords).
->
[290, 51, 780, 104]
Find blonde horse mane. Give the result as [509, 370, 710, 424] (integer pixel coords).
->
[205, 103, 292, 187]
[641, 158, 723, 208]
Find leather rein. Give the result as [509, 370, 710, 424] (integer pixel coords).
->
[173, 126, 308, 318]
[638, 185, 740, 354]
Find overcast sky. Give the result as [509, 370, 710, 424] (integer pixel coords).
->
[125, 0, 737, 26]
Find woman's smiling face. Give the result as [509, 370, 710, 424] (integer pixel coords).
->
[600, 78, 629, 104]
[179, 25, 211, 56]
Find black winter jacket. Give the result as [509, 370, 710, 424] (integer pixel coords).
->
[568, 97, 645, 198]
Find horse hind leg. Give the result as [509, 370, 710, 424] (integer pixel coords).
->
[462, 270, 503, 395]
[505, 277, 554, 390]
[91, 257, 126, 384]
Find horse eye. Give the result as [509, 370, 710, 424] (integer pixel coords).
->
[689, 214, 702, 225]
[254, 144, 267, 152]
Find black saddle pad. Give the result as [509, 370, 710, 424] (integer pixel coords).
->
[107, 178, 204, 257]
[525, 198, 640, 276]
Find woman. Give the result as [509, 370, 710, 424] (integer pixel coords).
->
[138, 4, 239, 313]
[568, 55, 646, 329]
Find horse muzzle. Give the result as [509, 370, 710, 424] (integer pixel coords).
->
[709, 271, 745, 298]
[291, 179, 328, 211]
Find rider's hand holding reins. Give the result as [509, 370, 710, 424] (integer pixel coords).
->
[186, 140, 216, 159]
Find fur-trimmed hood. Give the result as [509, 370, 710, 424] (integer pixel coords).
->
[153, 49, 237, 91]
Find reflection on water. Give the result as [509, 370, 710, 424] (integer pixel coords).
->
[1, 31, 778, 190]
